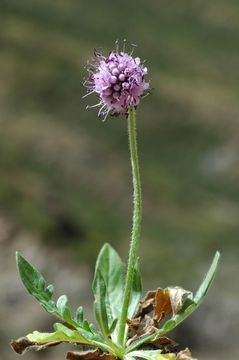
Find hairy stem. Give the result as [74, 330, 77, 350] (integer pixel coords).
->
[117, 107, 142, 348]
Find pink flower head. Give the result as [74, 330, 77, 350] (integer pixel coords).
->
[84, 42, 149, 120]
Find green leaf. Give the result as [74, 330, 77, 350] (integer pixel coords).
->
[109, 318, 118, 334]
[93, 271, 111, 337]
[93, 243, 125, 320]
[16, 251, 57, 315]
[16, 252, 107, 348]
[126, 333, 156, 353]
[92, 243, 125, 340]
[56, 295, 68, 314]
[14, 252, 118, 356]
[156, 251, 220, 337]
[11, 320, 114, 355]
[45, 284, 55, 298]
[17, 252, 76, 326]
[27, 323, 87, 344]
[128, 258, 142, 319]
[194, 251, 220, 305]
[56, 295, 73, 324]
[76, 306, 84, 324]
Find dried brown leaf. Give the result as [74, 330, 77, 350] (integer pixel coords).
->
[126, 323, 156, 346]
[176, 348, 197, 360]
[154, 288, 172, 321]
[135, 290, 157, 318]
[66, 349, 101, 360]
[128, 287, 191, 349]
[99, 354, 118, 360]
[66, 349, 117, 360]
[151, 336, 178, 348]
[127, 317, 141, 331]
[167, 288, 192, 316]
[10, 337, 61, 355]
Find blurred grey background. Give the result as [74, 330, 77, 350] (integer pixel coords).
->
[0, 0, 239, 359]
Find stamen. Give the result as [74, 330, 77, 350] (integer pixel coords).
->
[86, 102, 102, 109]
[102, 109, 110, 122]
[98, 104, 106, 117]
[82, 90, 95, 98]
[123, 39, 127, 53]
[135, 57, 141, 65]
[84, 43, 150, 119]
[115, 39, 119, 53]
[130, 43, 137, 55]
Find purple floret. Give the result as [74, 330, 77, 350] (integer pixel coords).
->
[84, 45, 149, 120]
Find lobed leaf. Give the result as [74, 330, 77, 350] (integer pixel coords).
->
[27, 323, 87, 343]
[10, 323, 90, 355]
[16, 252, 57, 314]
[16, 252, 107, 348]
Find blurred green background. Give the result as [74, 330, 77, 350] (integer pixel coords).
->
[0, 0, 238, 359]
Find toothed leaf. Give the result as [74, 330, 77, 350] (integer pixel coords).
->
[16, 252, 57, 314]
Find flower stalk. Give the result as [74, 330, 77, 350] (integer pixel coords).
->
[117, 107, 142, 348]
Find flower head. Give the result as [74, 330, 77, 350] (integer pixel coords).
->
[84, 42, 149, 120]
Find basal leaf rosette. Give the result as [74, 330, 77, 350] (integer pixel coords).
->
[10, 248, 219, 360]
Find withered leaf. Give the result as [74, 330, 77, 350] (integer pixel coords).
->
[150, 336, 178, 348]
[66, 349, 101, 360]
[10, 337, 61, 355]
[167, 288, 192, 316]
[128, 287, 192, 348]
[127, 317, 141, 332]
[176, 348, 197, 360]
[66, 349, 117, 360]
[135, 290, 156, 318]
[99, 354, 117, 360]
[154, 287, 192, 321]
[126, 316, 157, 346]
[154, 288, 172, 322]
